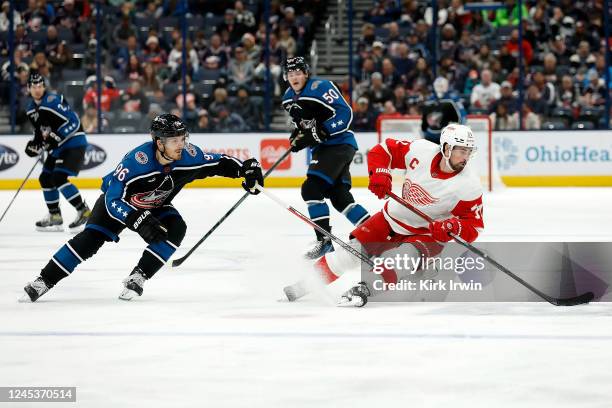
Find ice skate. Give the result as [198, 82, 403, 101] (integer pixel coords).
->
[119, 267, 147, 301]
[35, 212, 63, 232]
[337, 282, 370, 307]
[19, 276, 52, 303]
[304, 236, 334, 259]
[68, 204, 91, 231]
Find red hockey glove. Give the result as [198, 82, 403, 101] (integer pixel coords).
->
[429, 218, 461, 242]
[368, 168, 392, 199]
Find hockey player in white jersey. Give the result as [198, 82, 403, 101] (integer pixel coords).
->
[285, 123, 484, 306]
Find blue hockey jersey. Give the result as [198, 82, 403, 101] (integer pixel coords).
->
[281, 77, 357, 150]
[101, 141, 243, 225]
[26, 91, 87, 156]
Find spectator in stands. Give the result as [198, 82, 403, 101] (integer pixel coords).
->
[241, 33, 261, 65]
[371, 41, 386, 71]
[542, 53, 559, 84]
[44, 24, 60, 54]
[506, 28, 533, 65]
[208, 87, 230, 118]
[49, 40, 71, 80]
[231, 86, 260, 131]
[490, 103, 519, 130]
[278, 25, 297, 58]
[54, 0, 81, 42]
[439, 24, 457, 60]
[353, 96, 377, 131]
[381, 58, 400, 89]
[30, 52, 52, 80]
[214, 106, 247, 132]
[0, 1, 23, 32]
[125, 54, 143, 81]
[113, 15, 137, 50]
[141, 62, 161, 96]
[218, 9, 243, 46]
[386, 22, 402, 50]
[490, 81, 519, 115]
[83, 76, 121, 112]
[121, 81, 149, 114]
[363, 72, 392, 112]
[455, 29, 477, 66]
[228, 46, 254, 88]
[470, 69, 500, 111]
[168, 39, 199, 79]
[13, 23, 32, 58]
[547, 35, 572, 67]
[465, 9, 493, 43]
[234, 1, 256, 32]
[115, 35, 140, 72]
[571, 20, 597, 50]
[472, 43, 495, 71]
[405, 57, 433, 91]
[81, 103, 109, 133]
[382, 100, 401, 117]
[522, 105, 541, 130]
[391, 84, 409, 114]
[202, 33, 229, 68]
[365, 0, 401, 25]
[357, 23, 375, 53]
[176, 93, 199, 129]
[194, 109, 213, 132]
[580, 71, 606, 108]
[557, 74, 579, 110]
[570, 41, 596, 73]
[531, 70, 555, 114]
[392, 43, 415, 81]
[143, 35, 167, 66]
[525, 84, 547, 116]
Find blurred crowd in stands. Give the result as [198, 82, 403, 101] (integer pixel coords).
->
[0, 0, 324, 133]
[353, 0, 612, 131]
[1, 0, 610, 133]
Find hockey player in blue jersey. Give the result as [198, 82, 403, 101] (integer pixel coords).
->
[281, 57, 369, 259]
[24, 72, 91, 231]
[20, 113, 264, 302]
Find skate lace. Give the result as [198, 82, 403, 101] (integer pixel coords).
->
[30, 278, 49, 294]
[125, 272, 146, 287]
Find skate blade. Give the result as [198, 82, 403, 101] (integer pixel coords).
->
[336, 295, 367, 308]
[68, 225, 85, 234]
[118, 288, 139, 301]
[36, 225, 64, 232]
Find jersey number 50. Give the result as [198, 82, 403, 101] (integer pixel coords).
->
[322, 89, 340, 104]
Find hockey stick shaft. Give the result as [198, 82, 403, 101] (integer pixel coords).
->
[256, 185, 374, 267]
[387, 191, 594, 306]
[172, 149, 292, 267]
[0, 155, 41, 225]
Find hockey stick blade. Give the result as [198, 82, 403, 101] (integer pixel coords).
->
[172, 149, 292, 267]
[386, 191, 595, 307]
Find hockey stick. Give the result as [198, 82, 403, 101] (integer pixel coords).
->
[0, 154, 42, 225]
[172, 149, 292, 267]
[256, 185, 374, 267]
[386, 191, 594, 306]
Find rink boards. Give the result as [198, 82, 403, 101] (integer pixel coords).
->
[0, 131, 611, 189]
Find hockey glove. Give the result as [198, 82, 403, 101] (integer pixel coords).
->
[368, 168, 392, 199]
[429, 218, 461, 242]
[25, 140, 43, 157]
[290, 120, 329, 152]
[241, 158, 264, 195]
[126, 210, 168, 244]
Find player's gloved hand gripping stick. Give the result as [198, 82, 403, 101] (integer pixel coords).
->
[172, 149, 291, 267]
[386, 191, 595, 306]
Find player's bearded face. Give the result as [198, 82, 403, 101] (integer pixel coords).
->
[29, 83, 45, 100]
[448, 146, 473, 171]
[161, 135, 187, 160]
[287, 70, 307, 91]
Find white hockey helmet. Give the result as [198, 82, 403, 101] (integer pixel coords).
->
[439, 123, 477, 158]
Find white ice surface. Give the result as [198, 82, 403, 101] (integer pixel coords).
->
[1, 187, 612, 408]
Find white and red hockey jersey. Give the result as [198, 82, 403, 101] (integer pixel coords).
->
[368, 138, 484, 242]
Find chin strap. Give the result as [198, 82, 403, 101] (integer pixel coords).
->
[158, 144, 175, 162]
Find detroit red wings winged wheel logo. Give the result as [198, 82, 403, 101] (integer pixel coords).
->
[402, 179, 439, 206]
